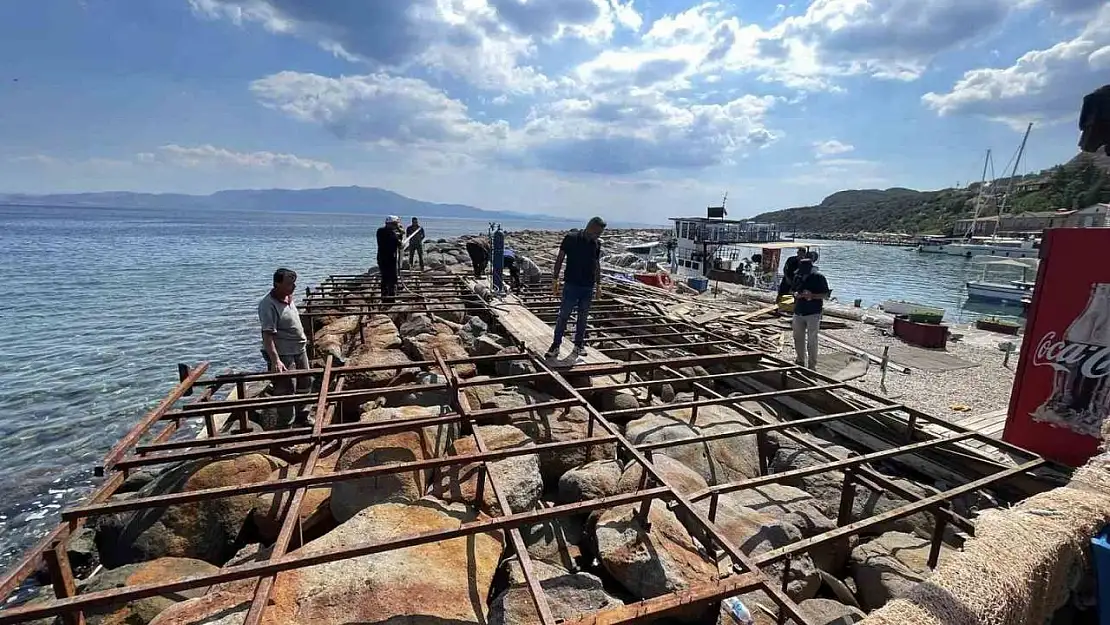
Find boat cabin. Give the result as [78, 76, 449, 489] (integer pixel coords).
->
[669, 215, 786, 276]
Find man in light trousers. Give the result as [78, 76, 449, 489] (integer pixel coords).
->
[791, 258, 830, 369]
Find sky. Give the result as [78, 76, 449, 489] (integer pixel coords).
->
[0, 0, 1108, 222]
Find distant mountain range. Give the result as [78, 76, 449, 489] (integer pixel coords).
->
[754, 152, 1110, 235]
[0, 186, 551, 221]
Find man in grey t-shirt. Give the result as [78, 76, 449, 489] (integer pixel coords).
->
[258, 267, 312, 427]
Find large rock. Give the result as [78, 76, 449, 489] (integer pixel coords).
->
[692, 498, 820, 600]
[714, 484, 836, 539]
[625, 405, 760, 486]
[520, 513, 584, 571]
[361, 314, 401, 349]
[849, 531, 955, 611]
[95, 454, 284, 567]
[490, 571, 623, 625]
[594, 503, 717, 603]
[402, 326, 477, 378]
[152, 499, 504, 625]
[769, 434, 938, 539]
[616, 455, 708, 496]
[489, 388, 614, 484]
[433, 425, 543, 514]
[798, 599, 866, 624]
[557, 460, 623, 504]
[77, 557, 219, 625]
[330, 405, 457, 522]
[591, 375, 640, 413]
[462, 377, 505, 410]
[253, 443, 342, 542]
[398, 313, 436, 338]
[343, 345, 418, 388]
[312, 315, 360, 361]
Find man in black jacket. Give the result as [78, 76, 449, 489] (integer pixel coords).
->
[376, 215, 403, 302]
[791, 258, 830, 369]
[406, 217, 425, 271]
[778, 246, 808, 297]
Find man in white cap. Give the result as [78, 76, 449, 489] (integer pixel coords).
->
[376, 215, 403, 302]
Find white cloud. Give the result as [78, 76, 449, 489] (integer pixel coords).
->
[922, 5, 1110, 126]
[8, 154, 63, 166]
[250, 71, 509, 148]
[150, 144, 333, 171]
[189, 0, 640, 93]
[786, 157, 887, 187]
[813, 139, 854, 157]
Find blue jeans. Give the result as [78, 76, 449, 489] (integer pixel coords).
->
[551, 283, 594, 350]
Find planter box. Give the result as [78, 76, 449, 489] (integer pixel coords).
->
[893, 316, 948, 349]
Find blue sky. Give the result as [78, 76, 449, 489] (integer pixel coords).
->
[1, 0, 1107, 222]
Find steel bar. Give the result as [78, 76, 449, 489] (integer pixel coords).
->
[438, 349, 557, 625]
[98, 362, 210, 475]
[529, 357, 811, 625]
[576, 366, 798, 393]
[64, 434, 619, 521]
[1, 489, 673, 624]
[561, 572, 765, 625]
[597, 340, 736, 354]
[691, 433, 978, 501]
[565, 352, 761, 376]
[602, 383, 847, 420]
[44, 541, 84, 625]
[243, 358, 338, 625]
[754, 459, 1046, 566]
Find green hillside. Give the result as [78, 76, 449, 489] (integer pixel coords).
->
[755, 152, 1110, 235]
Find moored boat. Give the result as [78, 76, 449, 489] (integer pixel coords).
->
[879, 300, 946, 317]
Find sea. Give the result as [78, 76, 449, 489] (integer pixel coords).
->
[0, 205, 1026, 579]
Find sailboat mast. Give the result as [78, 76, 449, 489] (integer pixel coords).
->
[965, 149, 992, 239]
[995, 122, 1033, 238]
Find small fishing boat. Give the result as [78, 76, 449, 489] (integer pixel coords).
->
[879, 300, 946, 318]
[965, 257, 1038, 304]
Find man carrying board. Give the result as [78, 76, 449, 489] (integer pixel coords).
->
[405, 217, 425, 271]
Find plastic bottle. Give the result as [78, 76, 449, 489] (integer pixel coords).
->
[722, 596, 755, 625]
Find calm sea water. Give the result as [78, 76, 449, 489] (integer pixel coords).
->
[0, 207, 1021, 575]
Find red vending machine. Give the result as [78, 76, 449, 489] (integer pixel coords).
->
[1004, 227, 1110, 466]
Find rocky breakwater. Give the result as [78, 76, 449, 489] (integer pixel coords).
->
[19, 235, 970, 625]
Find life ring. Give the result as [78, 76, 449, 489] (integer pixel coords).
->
[659, 273, 674, 287]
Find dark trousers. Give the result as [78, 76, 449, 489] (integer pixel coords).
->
[261, 349, 312, 427]
[550, 283, 594, 350]
[379, 256, 398, 302]
[505, 257, 520, 290]
[466, 243, 489, 278]
[408, 243, 424, 270]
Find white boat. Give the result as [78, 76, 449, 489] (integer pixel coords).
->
[965, 257, 1038, 303]
[879, 300, 946, 317]
[938, 237, 1039, 259]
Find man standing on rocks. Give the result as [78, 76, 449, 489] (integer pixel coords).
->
[545, 216, 606, 361]
[377, 215, 403, 302]
[258, 267, 313, 427]
[791, 257, 830, 369]
[405, 216, 425, 271]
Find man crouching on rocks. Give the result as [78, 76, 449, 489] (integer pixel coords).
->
[258, 267, 313, 428]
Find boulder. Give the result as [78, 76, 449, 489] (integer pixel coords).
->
[361, 314, 402, 349]
[798, 598, 865, 624]
[473, 334, 508, 357]
[692, 499, 820, 600]
[462, 377, 505, 410]
[591, 375, 640, 413]
[343, 345, 418, 388]
[76, 557, 218, 625]
[616, 455, 708, 497]
[252, 443, 342, 542]
[398, 313, 436, 338]
[625, 405, 760, 486]
[520, 514, 584, 571]
[594, 503, 717, 602]
[33, 527, 98, 585]
[433, 425, 543, 515]
[849, 531, 955, 611]
[94, 454, 284, 567]
[495, 348, 536, 377]
[311, 315, 361, 361]
[330, 405, 457, 522]
[490, 571, 623, 625]
[713, 484, 836, 539]
[491, 388, 614, 483]
[402, 329, 476, 378]
[557, 460, 623, 504]
[769, 434, 938, 539]
[151, 499, 504, 625]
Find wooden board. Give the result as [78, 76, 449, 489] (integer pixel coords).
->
[467, 280, 615, 366]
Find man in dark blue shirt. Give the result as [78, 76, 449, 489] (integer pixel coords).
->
[791, 258, 830, 369]
[545, 216, 606, 361]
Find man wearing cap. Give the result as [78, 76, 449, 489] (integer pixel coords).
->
[376, 216, 403, 302]
[791, 257, 830, 369]
[546, 216, 606, 361]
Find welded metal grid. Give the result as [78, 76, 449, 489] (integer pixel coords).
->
[0, 271, 1054, 625]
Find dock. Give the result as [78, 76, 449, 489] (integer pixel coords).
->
[0, 266, 1061, 625]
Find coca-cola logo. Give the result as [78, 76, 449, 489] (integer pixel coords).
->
[1033, 331, 1110, 378]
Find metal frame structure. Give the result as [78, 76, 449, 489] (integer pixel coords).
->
[0, 270, 1055, 625]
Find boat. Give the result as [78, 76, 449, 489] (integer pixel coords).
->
[965, 257, 1038, 303]
[936, 237, 1039, 259]
[879, 300, 946, 317]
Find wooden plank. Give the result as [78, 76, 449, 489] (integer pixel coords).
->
[467, 280, 615, 365]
